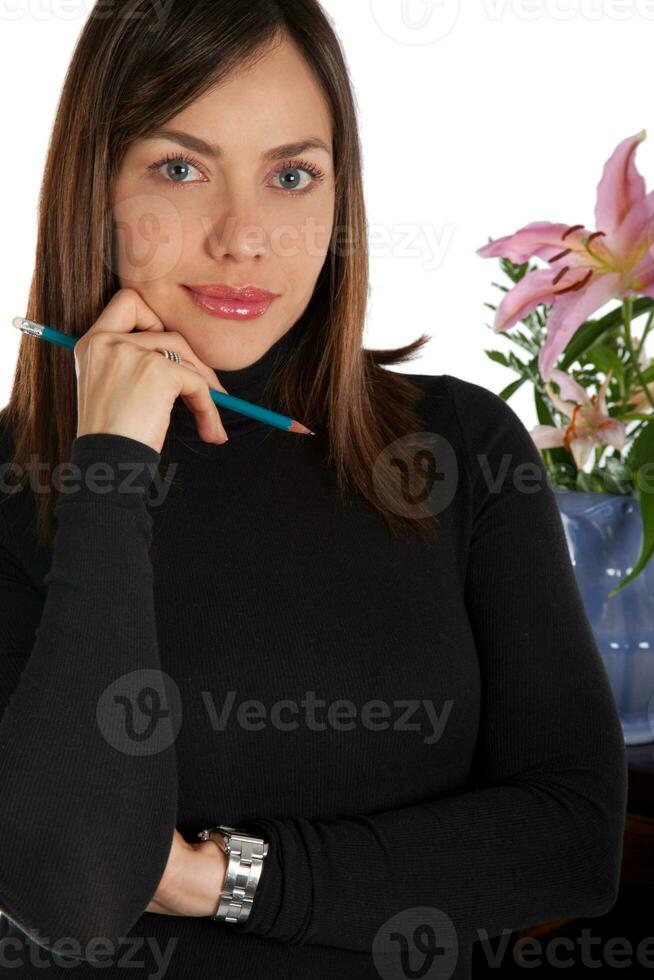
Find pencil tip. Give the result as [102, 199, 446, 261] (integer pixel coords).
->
[288, 420, 315, 436]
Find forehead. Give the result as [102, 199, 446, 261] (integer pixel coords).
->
[159, 38, 333, 158]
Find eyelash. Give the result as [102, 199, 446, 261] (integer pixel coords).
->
[146, 151, 326, 195]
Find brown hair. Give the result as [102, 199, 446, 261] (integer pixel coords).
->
[2, 0, 440, 553]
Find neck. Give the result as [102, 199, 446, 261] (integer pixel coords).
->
[169, 321, 301, 440]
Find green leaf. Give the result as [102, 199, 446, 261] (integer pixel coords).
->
[498, 377, 526, 400]
[600, 457, 634, 495]
[507, 352, 527, 373]
[583, 342, 626, 384]
[609, 419, 654, 595]
[484, 349, 510, 367]
[548, 460, 577, 488]
[608, 487, 654, 596]
[576, 471, 601, 492]
[559, 297, 654, 371]
[499, 257, 530, 283]
[624, 416, 654, 476]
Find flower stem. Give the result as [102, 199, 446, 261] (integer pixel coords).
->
[635, 307, 654, 362]
[623, 296, 654, 411]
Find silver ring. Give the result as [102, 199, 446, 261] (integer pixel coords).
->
[159, 348, 182, 365]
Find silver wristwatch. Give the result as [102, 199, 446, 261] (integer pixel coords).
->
[196, 824, 269, 924]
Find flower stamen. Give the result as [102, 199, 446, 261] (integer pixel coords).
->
[584, 230, 606, 262]
[549, 246, 573, 263]
[553, 268, 593, 295]
[561, 224, 586, 241]
[563, 404, 581, 452]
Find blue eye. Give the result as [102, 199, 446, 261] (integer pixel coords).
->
[275, 166, 313, 193]
[148, 152, 206, 186]
[271, 158, 325, 196]
[147, 151, 326, 196]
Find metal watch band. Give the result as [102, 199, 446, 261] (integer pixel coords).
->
[196, 824, 269, 924]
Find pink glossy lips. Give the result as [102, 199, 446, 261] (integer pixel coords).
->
[182, 283, 280, 321]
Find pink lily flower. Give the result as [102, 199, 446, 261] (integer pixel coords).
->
[627, 382, 654, 413]
[529, 368, 627, 470]
[477, 130, 654, 381]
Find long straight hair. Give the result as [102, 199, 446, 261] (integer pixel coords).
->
[2, 0, 441, 553]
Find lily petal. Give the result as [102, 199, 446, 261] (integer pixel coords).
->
[538, 271, 622, 381]
[594, 129, 647, 236]
[611, 186, 654, 259]
[492, 267, 560, 332]
[569, 436, 596, 470]
[545, 380, 576, 419]
[627, 243, 654, 294]
[476, 221, 592, 264]
[596, 419, 627, 451]
[627, 382, 654, 413]
[529, 424, 565, 449]
[547, 367, 588, 406]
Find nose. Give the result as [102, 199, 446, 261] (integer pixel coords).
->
[202, 200, 270, 263]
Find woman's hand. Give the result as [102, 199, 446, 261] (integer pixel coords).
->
[145, 827, 228, 917]
[74, 287, 230, 453]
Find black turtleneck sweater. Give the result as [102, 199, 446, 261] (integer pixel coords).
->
[0, 322, 627, 979]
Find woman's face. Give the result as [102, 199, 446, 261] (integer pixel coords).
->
[111, 37, 335, 370]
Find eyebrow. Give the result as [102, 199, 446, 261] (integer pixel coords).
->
[141, 128, 331, 162]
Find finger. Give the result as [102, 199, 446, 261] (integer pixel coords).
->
[110, 329, 227, 396]
[83, 288, 165, 342]
[161, 356, 228, 443]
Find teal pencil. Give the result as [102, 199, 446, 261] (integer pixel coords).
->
[11, 317, 314, 436]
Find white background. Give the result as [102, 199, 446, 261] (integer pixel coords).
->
[1, 0, 653, 427]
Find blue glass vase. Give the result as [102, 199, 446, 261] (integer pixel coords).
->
[553, 488, 654, 745]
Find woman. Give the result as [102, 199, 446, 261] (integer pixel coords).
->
[0, 1, 627, 978]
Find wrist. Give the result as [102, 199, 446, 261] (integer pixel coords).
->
[192, 840, 229, 917]
[160, 839, 227, 918]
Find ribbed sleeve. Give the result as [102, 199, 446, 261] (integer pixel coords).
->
[0, 434, 178, 963]
[235, 375, 628, 951]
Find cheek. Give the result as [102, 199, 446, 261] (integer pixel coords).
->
[270, 199, 334, 269]
[111, 193, 185, 284]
